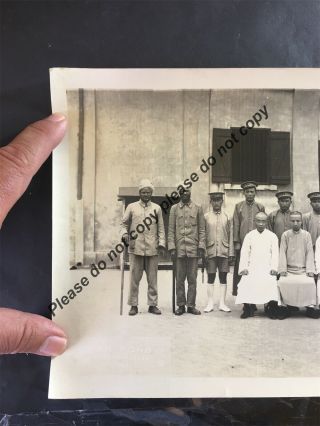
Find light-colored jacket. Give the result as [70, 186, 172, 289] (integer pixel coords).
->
[120, 200, 165, 256]
[168, 201, 206, 257]
[205, 210, 234, 258]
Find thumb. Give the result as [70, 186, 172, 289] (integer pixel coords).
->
[0, 308, 67, 356]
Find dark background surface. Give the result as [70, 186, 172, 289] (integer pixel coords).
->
[0, 0, 320, 424]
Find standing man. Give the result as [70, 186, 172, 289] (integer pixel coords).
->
[168, 189, 206, 315]
[235, 212, 279, 319]
[121, 179, 166, 316]
[315, 235, 320, 287]
[302, 192, 320, 249]
[203, 192, 234, 313]
[268, 191, 293, 243]
[232, 181, 265, 296]
[278, 211, 318, 319]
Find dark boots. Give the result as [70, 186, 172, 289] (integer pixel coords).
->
[240, 303, 254, 319]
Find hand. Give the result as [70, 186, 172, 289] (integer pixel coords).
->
[158, 245, 166, 257]
[239, 269, 249, 275]
[307, 272, 314, 278]
[280, 272, 288, 277]
[169, 249, 176, 260]
[121, 233, 129, 245]
[228, 256, 235, 265]
[234, 242, 241, 251]
[270, 270, 278, 276]
[0, 114, 68, 356]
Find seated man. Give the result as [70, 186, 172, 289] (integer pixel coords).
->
[235, 212, 279, 319]
[278, 211, 318, 319]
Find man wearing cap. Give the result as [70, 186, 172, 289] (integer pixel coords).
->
[121, 179, 166, 316]
[278, 211, 318, 319]
[168, 189, 206, 315]
[302, 192, 320, 249]
[235, 212, 279, 319]
[203, 192, 234, 313]
[268, 191, 293, 243]
[232, 181, 265, 296]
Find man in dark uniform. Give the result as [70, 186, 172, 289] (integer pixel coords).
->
[303, 192, 320, 249]
[168, 189, 206, 315]
[232, 181, 265, 297]
[268, 191, 293, 243]
[267, 191, 294, 318]
[302, 191, 320, 302]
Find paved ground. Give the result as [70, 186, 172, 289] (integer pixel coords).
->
[57, 268, 320, 379]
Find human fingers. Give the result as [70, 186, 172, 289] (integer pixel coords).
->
[0, 113, 67, 228]
[0, 308, 67, 356]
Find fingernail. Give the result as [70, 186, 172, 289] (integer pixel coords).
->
[37, 336, 67, 356]
[47, 113, 66, 122]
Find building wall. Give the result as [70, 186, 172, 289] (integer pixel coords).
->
[68, 89, 320, 267]
[292, 90, 320, 210]
[209, 89, 294, 217]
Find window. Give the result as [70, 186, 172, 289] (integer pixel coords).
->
[212, 127, 291, 185]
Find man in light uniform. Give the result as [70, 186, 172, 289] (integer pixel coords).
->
[235, 212, 279, 319]
[203, 192, 234, 313]
[268, 191, 293, 243]
[168, 189, 206, 315]
[278, 211, 318, 319]
[121, 179, 166, 316]
[302, 192, 320, 249]
[232, 181, 265, 296]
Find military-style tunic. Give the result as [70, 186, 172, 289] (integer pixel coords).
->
[204, 210, 234, 258]
[121, 200, 166, 256]
[302, 211, 320, 247]
[168, 201, 206, 257]
[168, 200, 206, 308]
[233, 201, 265, 244]
[268, 209, 291, 243]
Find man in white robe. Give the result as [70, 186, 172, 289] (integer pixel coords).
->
[235, 212, 279, 319]
[278, 211, 318, 319]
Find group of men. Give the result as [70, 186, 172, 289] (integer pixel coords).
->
[120, 179, 320, 319]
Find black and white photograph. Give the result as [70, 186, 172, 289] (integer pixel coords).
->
[49, 68, 320, 399]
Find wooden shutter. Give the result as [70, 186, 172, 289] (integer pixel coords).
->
[268, 131, 290, 184]
[231, 127, 270, 184]
[212, 128, 232, 183]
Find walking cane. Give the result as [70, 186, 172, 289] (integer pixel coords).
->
[172, 255, 176, 313]
[201, 256, 205, 284]
[120, 246, 126, 316]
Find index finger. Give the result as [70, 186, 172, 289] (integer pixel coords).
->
[0, 113, 67, 227]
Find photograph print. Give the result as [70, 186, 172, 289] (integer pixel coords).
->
[49, 69, 320, 398]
